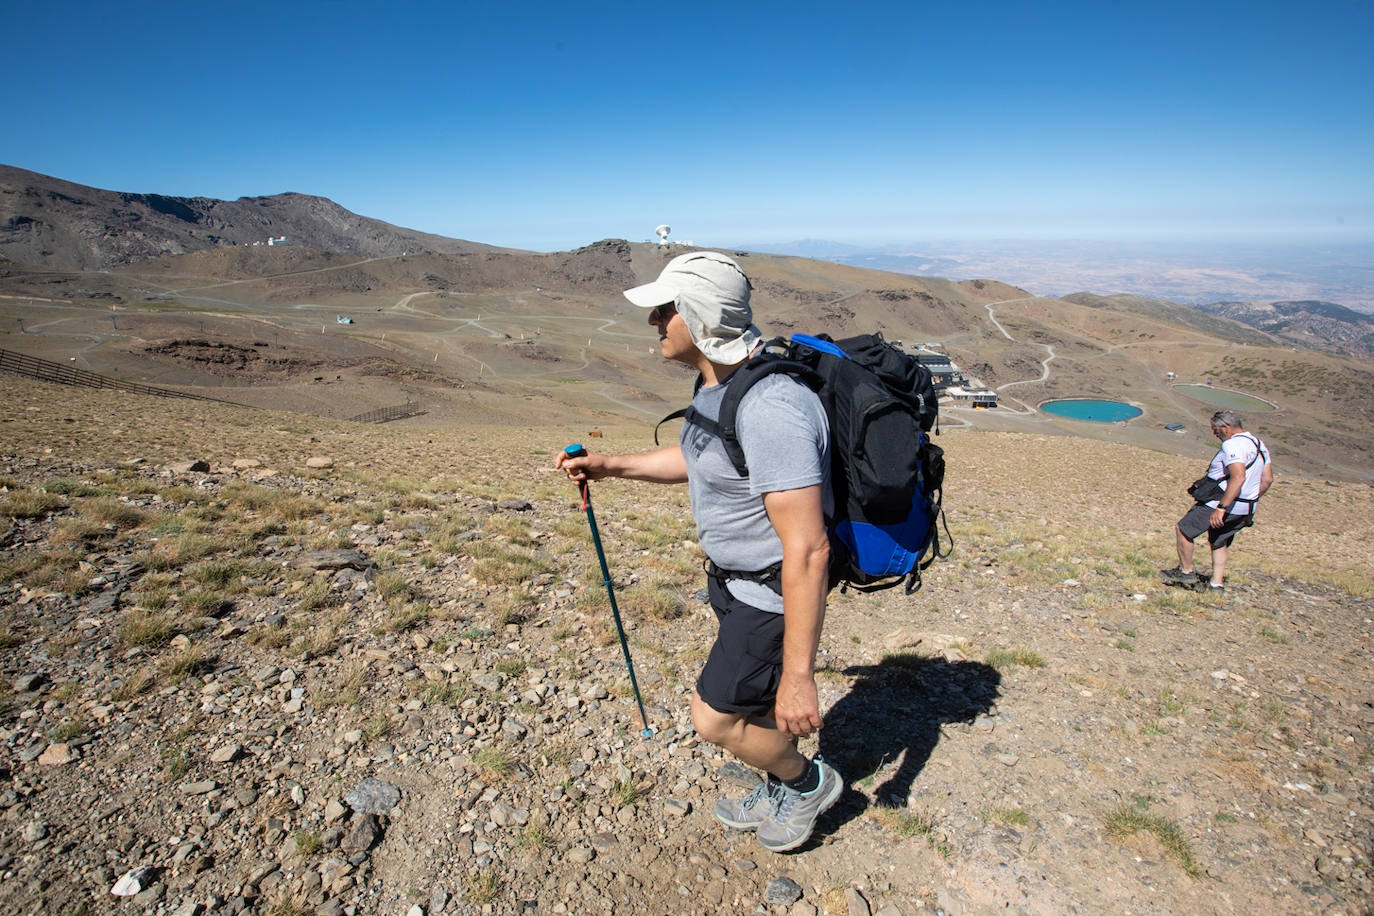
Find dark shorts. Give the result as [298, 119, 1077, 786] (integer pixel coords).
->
[695, 575, 785, 718]
[1177, 503, 1249, 549]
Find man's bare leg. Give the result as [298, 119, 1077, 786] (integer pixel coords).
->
[1209, 544, 1229, 586]
[691, 690, 806, 780]
[1175, 525, 1196, 573]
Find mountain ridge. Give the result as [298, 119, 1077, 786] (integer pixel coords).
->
[1, 166, 1371, 482]
[0, 164, 505, 271]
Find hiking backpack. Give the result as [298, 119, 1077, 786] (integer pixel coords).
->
[658, 332, 950, 594]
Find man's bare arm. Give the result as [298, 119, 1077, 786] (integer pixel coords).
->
[1211, 461, 1246, 528]
[762, 484, 830, 740]
[556, 446, 688, 484]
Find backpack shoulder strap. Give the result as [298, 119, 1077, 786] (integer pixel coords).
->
[653, 373, 708, 446]
[653, 407, 688, 446]
[652, 342, 821, 473]
[1210, 434, 1264, 479]
[1239, 434, 1265, 468]
[714, 355, 819, 476]
[1231, 434, 1267, 507]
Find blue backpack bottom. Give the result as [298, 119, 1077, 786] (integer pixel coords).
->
[833, 490, 935, 586]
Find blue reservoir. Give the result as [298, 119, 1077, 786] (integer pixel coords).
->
[1039, 399, 1142, 422]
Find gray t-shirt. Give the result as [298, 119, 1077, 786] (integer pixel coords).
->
[681, 372, 831, 612]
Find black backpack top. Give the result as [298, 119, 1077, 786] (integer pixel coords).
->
[658, 332, 949, 594]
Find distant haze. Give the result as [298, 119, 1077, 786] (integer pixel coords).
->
[741, 239, 1374, 313]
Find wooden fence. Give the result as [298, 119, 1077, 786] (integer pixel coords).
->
[0, 348, 239, 405]
[1, 348, 429, 422]
[348, 403, 427, 424]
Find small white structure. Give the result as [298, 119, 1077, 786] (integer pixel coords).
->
[267, 236, 288, 246]
[654, 224, 671, 246]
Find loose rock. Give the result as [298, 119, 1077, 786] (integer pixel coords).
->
[344, 778, 401, 814]
[765, 876, 804, 905]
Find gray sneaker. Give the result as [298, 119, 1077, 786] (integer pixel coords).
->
[713, 780, 781, 831]
[757, 758, 843, 853]
[1160, 566, 1198, 587]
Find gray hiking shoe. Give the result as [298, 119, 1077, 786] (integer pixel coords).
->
[1160, 566, 1199, 587]
[757, 758, 843, 853]
[713, 779, 781, 831]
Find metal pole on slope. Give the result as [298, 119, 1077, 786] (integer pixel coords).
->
[563, 444, 653, 738]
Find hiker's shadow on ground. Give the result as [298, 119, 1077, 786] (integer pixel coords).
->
[816, 655, 1001, 832]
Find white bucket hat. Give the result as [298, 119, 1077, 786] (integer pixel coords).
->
[623, 251, 761, 364]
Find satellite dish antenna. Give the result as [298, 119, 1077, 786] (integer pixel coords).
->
[654, 224, 671, 246]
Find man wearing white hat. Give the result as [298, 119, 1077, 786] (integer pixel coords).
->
[557, 250, 842, 853]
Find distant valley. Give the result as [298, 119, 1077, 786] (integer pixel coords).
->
[750, 239, 1374, 316]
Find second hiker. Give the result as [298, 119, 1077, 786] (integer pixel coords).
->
[1162, 409, 1274, 593]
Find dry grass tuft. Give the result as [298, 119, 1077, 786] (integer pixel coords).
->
[160, 643, 216, 681]
[465, 870, 502, 905]
[0, 489, 66, 519]
[118, 608, 183, 649]
[79, 495, 147, 530]
[470, 747, 516, 782]
[1105, 799, 1201, 877]
[985, 647, 1046, 670]
[868, 805, 952, 856]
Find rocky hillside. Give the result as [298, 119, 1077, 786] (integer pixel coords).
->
[0, 165, 500, 271]
[0, 379, 1370, 915]
[1193, 299, 1374, 358]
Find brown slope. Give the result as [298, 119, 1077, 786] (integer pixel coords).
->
[1063, 291, 1282, 346]
[3, 235, 1372, 481]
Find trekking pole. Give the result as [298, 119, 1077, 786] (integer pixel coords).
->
[563, 444, 654, 739]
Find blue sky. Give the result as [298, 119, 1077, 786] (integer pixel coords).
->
[5, 0, 1373, 252]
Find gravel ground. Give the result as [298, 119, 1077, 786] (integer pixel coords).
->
[0, 382, 1370, 915]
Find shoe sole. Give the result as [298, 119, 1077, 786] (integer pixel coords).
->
[757, 775, 844, 853]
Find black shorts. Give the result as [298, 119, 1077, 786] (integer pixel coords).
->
[695, 575, 785, 718]
[1177, 503, 1249, 549]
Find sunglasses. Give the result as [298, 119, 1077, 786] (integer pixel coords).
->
[650, 302, 677, 322]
